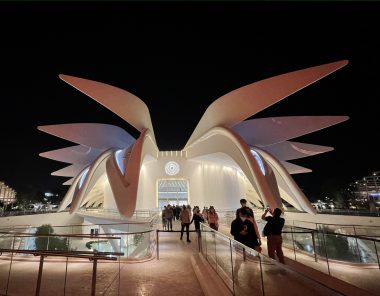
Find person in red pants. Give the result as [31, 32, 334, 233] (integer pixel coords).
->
[262, 208, 285, 264]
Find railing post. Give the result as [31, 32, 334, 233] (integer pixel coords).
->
[353, 226, 362, 263]
[229, 239, 235, 295]
[214, 230, 218, 272]
[322, 231, 331, 276]
[35, 255, 45, 296]
[290, 226, 297, 261]
[63, 255, 69, 296]
[91, 258, 98, 296]
[5, 234, 16, 295]
[311, 231, 318, 262]
[197, 230, 201, 253]
[156, 230, 159, 260]
[373, 240, 380, 271]
[259, 254, 265, 296]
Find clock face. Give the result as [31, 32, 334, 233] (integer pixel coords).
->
[165, 161, 180, 176]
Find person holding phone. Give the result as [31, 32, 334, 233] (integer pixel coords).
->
[262, 208, 285, 263]
[238, 207, 261, 252]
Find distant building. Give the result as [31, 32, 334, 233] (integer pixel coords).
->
[349, 171, 380, 211]
[0, 181, 17, 205]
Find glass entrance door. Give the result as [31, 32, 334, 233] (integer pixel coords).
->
[157, 179, 188, 209]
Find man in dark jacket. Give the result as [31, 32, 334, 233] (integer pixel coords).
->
[262, 208, 285, 263]
[230, 212, 244, 242]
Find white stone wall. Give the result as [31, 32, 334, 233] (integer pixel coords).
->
[0, 211, 83, 228]
[135, 154, 254, 210]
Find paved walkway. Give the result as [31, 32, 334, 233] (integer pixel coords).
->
[0, 222, 203, 296]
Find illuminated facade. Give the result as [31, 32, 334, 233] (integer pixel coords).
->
[349, 171, 380, 210]
[39, 60, 349, 218]
[0, 181, 16, 205]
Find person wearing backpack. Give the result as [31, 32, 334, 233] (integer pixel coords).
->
[262, 207, 285, 264]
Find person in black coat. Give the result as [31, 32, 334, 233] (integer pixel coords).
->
[190, 208, 204, 235]
[230, 212, 244, 243]
[239, 207, 260, 250]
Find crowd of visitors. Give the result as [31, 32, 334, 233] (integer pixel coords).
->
[161, 204, 220, 241]
[160, 198, 285, 264]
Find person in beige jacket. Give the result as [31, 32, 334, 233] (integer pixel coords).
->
[180, 205, 191, 242]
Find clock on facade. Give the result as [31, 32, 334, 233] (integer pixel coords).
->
[165, 161, 180, 176]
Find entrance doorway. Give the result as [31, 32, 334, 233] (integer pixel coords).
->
[157, 179, 188, 209]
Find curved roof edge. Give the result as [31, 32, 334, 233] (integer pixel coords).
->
[185, 60, 348, 148]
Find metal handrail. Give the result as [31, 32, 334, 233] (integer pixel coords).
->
[0, 212, 160, 231]
[0, 239, 124, 296]
[199, 224, 342, 296]
[0, 248, 123, 259]
[290, 219, 380, 228]
[0, 229, 156, 238]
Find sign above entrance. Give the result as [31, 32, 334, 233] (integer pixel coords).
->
[165, 161, 180, 176]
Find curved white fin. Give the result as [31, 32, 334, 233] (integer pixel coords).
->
[261, 141, 334, 161]
[186, 60, 348, 147]
[59, 74, 156, 144]
[40, 145, 104, 165]
[234, 116, 348, 146]
[281, 161, 312, 174]
[38, 123, 134, 149]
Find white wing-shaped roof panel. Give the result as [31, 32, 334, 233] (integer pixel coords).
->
[38, 123, 134, 149]
[185, 60, 348, 147]
[63, 178, 74, 186]
[234, 116, 348, 146]
[281, 161, 312, 175]
[51, 164, 87, 177]
[59, 74, 156, 144]
[40, 145, 104, 165]
[261, 141, 333, 161]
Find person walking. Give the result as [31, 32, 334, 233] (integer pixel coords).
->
[180, 205, 191, 242]
[236, 198, 249, 216]
[207, 206, 219, 231]
[230, 211, 244, 243]
[202, 207, 208, 222]
[190, 208, 204, 236]
[239, 207, 261, 251]
[162, 206, 167, 230]
[164, 205, 174, 231]
[262, 207, 285, 264]
[175, 205, 181, 220]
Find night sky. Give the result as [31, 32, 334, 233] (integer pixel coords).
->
[0, 2, 379, 200]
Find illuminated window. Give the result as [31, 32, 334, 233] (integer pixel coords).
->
[115, 149, 125, 175]
[250, 149, 266, 176]
[79, 167, 90, 189]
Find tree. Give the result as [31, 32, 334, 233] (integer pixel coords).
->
[35, 224, 68, 251]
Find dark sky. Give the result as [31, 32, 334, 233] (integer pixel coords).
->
[0, 2, 379, 200]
